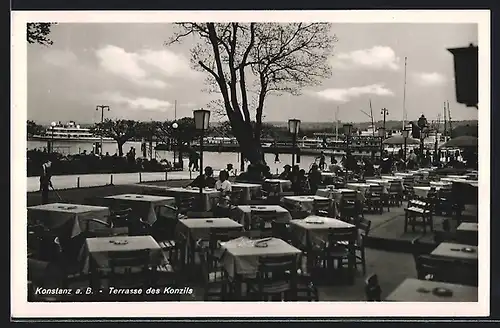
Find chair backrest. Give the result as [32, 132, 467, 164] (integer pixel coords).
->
[229, 189, 244, 205]
[369, 184, 383, 195]
[327, 227, 357, 246]
[357, 218, 371, 237]
[250, 210, 277, 230]
[364, 273, 382, 301]
[177, 196, 196, 214]
[258, 255, 296, 275]
[415, 254, 457, 282]
[388, 181, 402, 192]
[86, 227, 129, 238]
[109, 249, 150, 272]
[208, 227, 245, 251]
[84, 218, 112, 232]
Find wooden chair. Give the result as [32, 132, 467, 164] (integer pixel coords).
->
[365, 185, 384, 214]
[247, 255, 298, 301]
[387, 181, 403, 207]
[249, 210, 277, 234]
[108, 250, 152, 293]
[198, 246, 231, 300]
[338, 191, 359, 221]
[364, 273, 382, 301]
[319, 227, 357, 284]
[313, 198, 332, 217]
[404, 199, 434, 233]
[261, 182, 281, 204]
[415, 254, 457, 282]
[160, 196, 196, 221]
[289, 253, 319, 301]
[108, 208, 134, 228]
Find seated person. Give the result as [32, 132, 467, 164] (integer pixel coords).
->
[279, 164, 292, 180]
[292, 169, 310, 195]
[308, 163, 322, 194]
[189, 166, 216, 188]
[226, 163, 235, 176]
[215, 170, 232, 194]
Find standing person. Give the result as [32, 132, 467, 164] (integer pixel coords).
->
[308, 163, 322, 195]
[319, 151, 326, 171]
[39, 160, 53, 204]
[193, 152, 200, 171]
[279, 164, 292, 180]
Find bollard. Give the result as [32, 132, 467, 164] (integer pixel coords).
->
[77, 177, 80, 188]
[110, 174, 113, 185]
[165, 171, 168, 181]
[189, 170, 192, 179]
[139, 172, 142, 183]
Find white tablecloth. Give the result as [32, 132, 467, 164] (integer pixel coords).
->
[143, 186, 221, 211]
[28, 203, 110, 238]
[103, 194, 176, 224]
[230, 205, 292, 228]
[83, 235, 163, 273]
[177, 217, 243, 241]
[231, 183, 262, 202]
[263, 179, 292, 192]
[290, 216, 355, 247]
[282, 195, 331, 212]
[221, 237, 301, 278]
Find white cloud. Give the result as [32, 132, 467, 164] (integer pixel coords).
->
[412, 72, 447, 86]
[139, 49, 201, 79]
[331, 46, 400, 70]
[103, 92, 173, 111]
[42, 49, 78, 67]
[95, 45, 199, 89]
[312, 84, 395, 103]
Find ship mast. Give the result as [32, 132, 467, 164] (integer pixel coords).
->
[335, 106, 339, 141]
[402, 57, 408, 130]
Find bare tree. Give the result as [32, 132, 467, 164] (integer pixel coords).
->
[27, 23, 56, 46]
[167, 23, 336, 165]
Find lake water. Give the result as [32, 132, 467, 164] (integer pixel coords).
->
[27, 140, 340, 174]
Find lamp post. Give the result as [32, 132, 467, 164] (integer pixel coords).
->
[96, 105, 110, 155]
[288, 119, 301, 167]
[49, 121, 56, 153]
[378, 127, 386, 160]
[402, 128, 409, 161]
[194, 109, 210, 200]
[343, 123, 353, 182]
[434, 129, 439, 165]
[417, 114, 428, 161]
[172, 122, 178, 168]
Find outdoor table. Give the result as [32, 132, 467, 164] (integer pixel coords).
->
[230, 205, 291, 229]
[446, 175, 469, 179]
[365, 179, 392, 188]
[440, 178, 479, 188]
[409, 170, 429, 179]
[176, 217, 243, 267]
[381, 175, 404, 181]
[84, 235, 163, 287]
[320, 172, 337, 181]
[231, 182, 262, 202]
[457, 222, 478, 232]
[28, 203, 110, 238]
[346, 183, 380, 194]
[385, 278, 478, 302]
[413, 186, 444, 199]
[282, 195, 331, 213]
[394, 172, 414, 178]
[103, 194, 175, 225]
[160, 186, 221, 211]
[177, 217, 243, 243]
[290, 216, 355, 248]
[430, 181, 453, 188]
[263, 179, 292, 193]
[431, 242, 478, 262]
[220, 236, 301, 280]
[316, 188, 364, 203]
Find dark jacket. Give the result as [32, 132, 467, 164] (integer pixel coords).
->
[190, 175, 216, 188]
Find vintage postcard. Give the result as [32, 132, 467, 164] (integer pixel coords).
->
[12, 10, 490, 318]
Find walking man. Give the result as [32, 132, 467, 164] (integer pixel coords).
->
[40, 160, 53, 204]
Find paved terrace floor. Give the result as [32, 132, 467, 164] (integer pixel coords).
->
[26, 170, 218, 192]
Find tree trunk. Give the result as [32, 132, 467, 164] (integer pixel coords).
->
[230, 120, 265, 165]
[117, 141, 125, 157]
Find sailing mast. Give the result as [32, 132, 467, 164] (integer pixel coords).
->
[447, 101, 453, 138]
[402, 57, 408, 130]
[369, 99, 375, 137]
[443, 101, 447, 138]
[335, 106, 339, 141]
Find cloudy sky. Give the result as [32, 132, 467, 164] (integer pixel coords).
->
[27, 23, 478, 125]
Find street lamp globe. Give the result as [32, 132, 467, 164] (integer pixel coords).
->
[172, 122, 178, 129]
[51, 121, 57, 127]
[288, 119, 301, 135]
